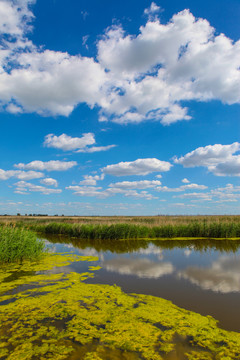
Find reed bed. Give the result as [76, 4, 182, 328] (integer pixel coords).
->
[1, 215, 240, 227]
[29, 221, 240, 240]
[0, 226, 45, 263]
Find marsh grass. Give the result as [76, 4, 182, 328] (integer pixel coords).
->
[2, 214, 240, 227]
[28, 221, 240, 240]
[0, 226, 45, 263]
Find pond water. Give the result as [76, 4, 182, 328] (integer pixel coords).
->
[44, 235, 240, 333]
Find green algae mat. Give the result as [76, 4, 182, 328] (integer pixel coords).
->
[0, 254, 240, 360]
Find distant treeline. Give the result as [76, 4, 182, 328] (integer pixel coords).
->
[27, 221, 240, 240]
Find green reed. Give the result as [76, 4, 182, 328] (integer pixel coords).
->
[0, 226, 45, 264]
[29, 221, 240, 240]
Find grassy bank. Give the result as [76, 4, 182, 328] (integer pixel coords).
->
[28, 221, 240, 240]
[0, 226, 45, 263]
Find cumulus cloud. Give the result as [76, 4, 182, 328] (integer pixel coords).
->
[0, 3, 239, 124]
[174, 183, 240, 202]
[0, 169, 44, 180]
[144, 2, 161, 19]
[66, 184, 157, 200]
[1, 50, 107, 116]
[209, 156, 240, 177]
[44, 133, 95, 151]
[14, 181, 62, 195]
[174, 142, 240, 176]
[40, 178, 58, 187]
[210, 184, 240, 202]
[14, 160, 77, 171]
[182, 178, 190, 183]
[156, 183, 207, 192]
[44, 133, 116, 153]
[79, 174, 104, 186]
[0, 0, 35, 35]
[109, 180, 161, 189]
[175, 192, 212, 201]
[65, 185, 104, 198]
[97, 10, 240, 124]
[103, 158, 172, 176]
[175, 143, 240, 167]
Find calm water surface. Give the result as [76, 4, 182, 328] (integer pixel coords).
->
[43, 235, 240, 333]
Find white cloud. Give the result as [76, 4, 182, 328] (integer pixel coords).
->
[181, 183, 208, 190]
[76, 145, 116, 153]
[66, 185, 105, 198]
[173, 183, 240, 203]
[209, 156, 240, 177]
[14, 181, 62, 195]
[0, 4, 239, 124]
[40, 178, 58, 187]
[44, 133, 116, 153]
[66, 184, 158, 200]
[44, 133, 95, 151]
[172, 203, 196, 207]
[144, 2, 161, 18]
[109, 180, 161, 189]
[97, 10, 240, 124]
[175, 142, 240, 167]
[0, 169, 44, 180]
[121, 190, 158, 200]
[14, 160, 77, 171]
[103, 158, 172, 176]
[156, 183, 207, 192]
[79, 174, 104, 186]
[182, 178, 190, 183]
[174, 142, 240, 176]
[210, 184, 240, 202]
[175, 192, 212, 201]
[0, 0, 34, 36]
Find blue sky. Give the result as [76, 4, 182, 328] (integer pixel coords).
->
[0, 0, 240, 215]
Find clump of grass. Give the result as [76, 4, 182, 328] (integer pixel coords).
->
[0, 226, 45, 264]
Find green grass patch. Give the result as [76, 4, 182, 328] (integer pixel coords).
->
[0, 226, 45, 264]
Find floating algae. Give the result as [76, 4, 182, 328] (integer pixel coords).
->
[0, 253, 240, 360]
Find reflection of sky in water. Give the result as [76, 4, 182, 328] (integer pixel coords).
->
[42, 237, 240, 332]
[179, 255, 240, 293]
[104, 257, 174, 278]
[43, 238, 240, 294]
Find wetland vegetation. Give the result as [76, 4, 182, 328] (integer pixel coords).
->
[1, 217, 240, 359]
[0, 226, 45, 264]
[1, 252, 240, 360]
[2, 215, 240, 240]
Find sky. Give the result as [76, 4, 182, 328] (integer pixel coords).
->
[0, 0, 240, 216]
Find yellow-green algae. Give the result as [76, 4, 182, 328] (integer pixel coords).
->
[0, 253, 240, 360]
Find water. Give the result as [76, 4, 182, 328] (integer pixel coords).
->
[43, 235, 240, 333]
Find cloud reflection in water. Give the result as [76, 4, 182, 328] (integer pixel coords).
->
[179, 255, 240, 293]
[103, 257, 174, 279]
